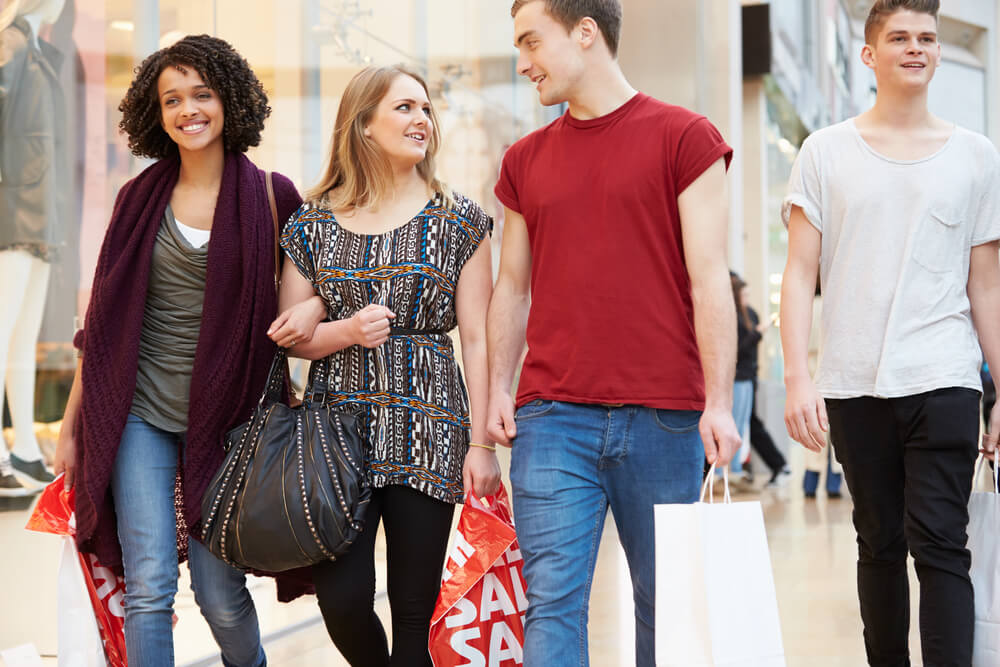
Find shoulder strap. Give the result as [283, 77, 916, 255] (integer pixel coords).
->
[266, 171, 280, 289]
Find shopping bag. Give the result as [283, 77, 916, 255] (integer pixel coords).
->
[26, 478, 128, 667]
[654, 466, 785, 667]
[56, 536, 105, 667]
[429, 484, 528, 666]
[969, 456, 1000, 667]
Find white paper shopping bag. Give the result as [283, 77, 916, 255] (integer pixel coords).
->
[969, 457, 1000, 667]
[655, 466, 785, 667]
[57, 537, 106, 667]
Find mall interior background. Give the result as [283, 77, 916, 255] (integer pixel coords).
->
[12, 0, 999, 440]
[2, 0, 1000, 660]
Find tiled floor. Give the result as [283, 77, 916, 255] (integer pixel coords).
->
[1, 445, 934, 666]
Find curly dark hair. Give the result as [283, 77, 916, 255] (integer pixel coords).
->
[118, 34, 271, 159]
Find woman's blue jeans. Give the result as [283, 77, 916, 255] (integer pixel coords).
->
[509, 401, 704, 667]
[111, 414, 265, 667]
[730, 379, 754, 474]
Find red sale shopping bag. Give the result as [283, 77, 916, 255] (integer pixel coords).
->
[26, 478, 128, 667]
[429, 484, 528, 667]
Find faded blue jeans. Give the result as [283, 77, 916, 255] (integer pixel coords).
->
[111, 414, 265, 667]
[509, 401, 704, 667]
[729, 379, 754, 475]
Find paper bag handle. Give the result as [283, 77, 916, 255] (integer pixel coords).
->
[973, 455, 1000, 494]
[699, 463, 732, 504]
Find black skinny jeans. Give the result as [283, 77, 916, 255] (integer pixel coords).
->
[826, 388, 980, 667]
[312, 485, 455, 667]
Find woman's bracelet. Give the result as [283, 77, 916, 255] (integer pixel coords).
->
[468, 441, 496, 452]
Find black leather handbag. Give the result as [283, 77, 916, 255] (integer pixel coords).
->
[200, 350, 370, 572]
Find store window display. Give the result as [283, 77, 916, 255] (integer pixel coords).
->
[0, 0, 66, 495]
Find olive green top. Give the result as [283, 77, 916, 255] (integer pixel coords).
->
[130, 206, 209, 433]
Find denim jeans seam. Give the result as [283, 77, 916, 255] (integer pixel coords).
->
[579, 495, 608, 664]
[621, 408, 632, 460]
[599, 409, 614, 466]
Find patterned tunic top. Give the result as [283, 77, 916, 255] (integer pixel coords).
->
[280, 192, 492, 504]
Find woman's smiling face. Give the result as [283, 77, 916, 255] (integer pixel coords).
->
[158, 66, 225, 155]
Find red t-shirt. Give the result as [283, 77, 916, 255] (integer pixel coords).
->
[494, 93, 732, 410]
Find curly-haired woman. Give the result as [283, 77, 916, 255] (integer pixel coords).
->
[53, 35, 324, 667]
[272, 65, 499, 665]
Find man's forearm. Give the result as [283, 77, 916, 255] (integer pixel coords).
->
[487, 280, 530, 395]
[692, 273, 736, 411]
[779, 269, 815, 382]
[970, 275, 1000, 382]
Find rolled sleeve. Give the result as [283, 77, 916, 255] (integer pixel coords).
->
[782, 139, 823, 233]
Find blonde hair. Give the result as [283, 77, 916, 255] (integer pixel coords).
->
[305, 65, 449, 210]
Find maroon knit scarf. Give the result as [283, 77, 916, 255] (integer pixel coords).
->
[74, 152, 285, 574]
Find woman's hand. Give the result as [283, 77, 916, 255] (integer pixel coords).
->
[462, 446, 501, 499]
[350, 304, 396, 348]
[54, 423, 76, 491]
[268, 295, 327, 348]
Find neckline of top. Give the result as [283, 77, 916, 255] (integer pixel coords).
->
[848, 118, 958, 165]
[562, 92, 645, 130]
[329, 194, 440, 238]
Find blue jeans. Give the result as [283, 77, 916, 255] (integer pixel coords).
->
[509, 401, 704, 667]
[728, 379, 753, 474]
[111, 414, 265, 667]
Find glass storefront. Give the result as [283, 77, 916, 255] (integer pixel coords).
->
[3, 0, 552, 452]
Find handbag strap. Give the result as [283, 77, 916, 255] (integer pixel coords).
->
[266, 170, 280, 290]
[262, 173, 335, 410]
[260, 348, 288, 407]
[308, 356, 330, 405]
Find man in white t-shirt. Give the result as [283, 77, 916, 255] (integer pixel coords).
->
[780, 1, 1000, 665]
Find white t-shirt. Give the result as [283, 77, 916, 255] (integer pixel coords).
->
[782, 118, 1000, 399]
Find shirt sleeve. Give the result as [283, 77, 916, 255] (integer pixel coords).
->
[781, 137, 823, 233]
[279, 204, 319, 283]
[455, 195, 494, 270]
[972, 143, 1000, 246]
[494, 144, 523, 214]
[673, 116, 734, 195]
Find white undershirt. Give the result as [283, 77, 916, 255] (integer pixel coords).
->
[174, 218, 211, 248]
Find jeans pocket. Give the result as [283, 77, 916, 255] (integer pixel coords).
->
[514, 399, 556, 421]
[652, 409, 701, 433]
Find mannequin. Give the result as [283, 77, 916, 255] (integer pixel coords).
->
[0, 0, 67, 492]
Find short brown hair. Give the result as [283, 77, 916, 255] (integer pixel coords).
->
[511, 0, 622, 57]
[864, 0, 939, 45]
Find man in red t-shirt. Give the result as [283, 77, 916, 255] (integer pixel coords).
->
[485, 1, 741, 664]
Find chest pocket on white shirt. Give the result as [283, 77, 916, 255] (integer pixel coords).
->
[912, 210, 963, 274]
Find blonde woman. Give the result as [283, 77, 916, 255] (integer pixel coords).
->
[268, 65, 498, 666]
